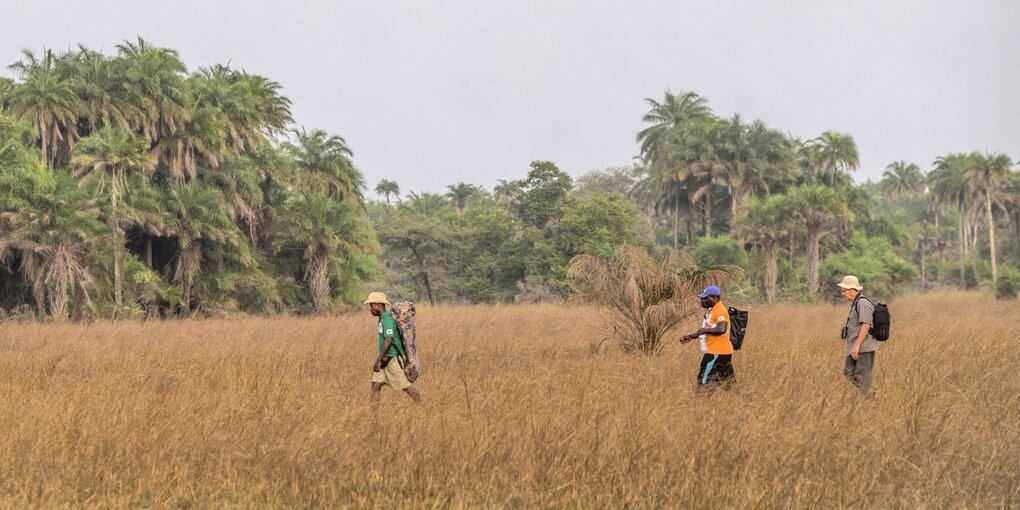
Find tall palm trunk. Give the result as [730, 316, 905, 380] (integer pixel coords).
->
[144, 237, 153, 268]
[672, 191, 679, 251]
[806, 232, 822, 294]
[685, 180, 696, 243]
[32, 276, 46, 318]
[971, 221, 978, 257]
[47, 246, 71, 321]
[970, 220, 980, 286]
[954, 213, 962, 281]
[985, 190, 998, 284]
[179, 245, 201, 317]
[918, 237, 927, 283]
[764, 243, 779, 303]
[38, 113, 49, 168]
[111, 170, 124, 310]
[307, 252, 331, 314]
[703, 193, 713, 238]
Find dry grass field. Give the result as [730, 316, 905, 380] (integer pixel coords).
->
[0, 291, 1017, 508]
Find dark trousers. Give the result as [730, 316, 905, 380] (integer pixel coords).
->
[843, 351, 875, 395]
[697, 353, 735, 387]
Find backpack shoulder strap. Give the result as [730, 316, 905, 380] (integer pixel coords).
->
[386, 312, 407, 359]
[846, 294, 865, 328]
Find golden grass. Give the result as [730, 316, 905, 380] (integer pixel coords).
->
[0, 292, 1017, 508]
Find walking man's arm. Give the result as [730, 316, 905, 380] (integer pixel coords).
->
[681, 321, 728, 342]
[850, 323, 870, 360]
[375, 336, 395, 372]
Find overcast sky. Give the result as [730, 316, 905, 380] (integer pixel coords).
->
[3, 1, 1019, 195]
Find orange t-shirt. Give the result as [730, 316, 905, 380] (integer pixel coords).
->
[701, 302, 733, 355]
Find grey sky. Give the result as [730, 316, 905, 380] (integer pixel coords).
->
[4, 1, 1019, 196]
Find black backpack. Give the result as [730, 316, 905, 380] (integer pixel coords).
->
[853, 297, 891, 342]
[872, 302, 891, 341]
[728, 307, 749, 350]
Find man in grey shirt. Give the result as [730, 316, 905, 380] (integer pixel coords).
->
[837, 275, 878, 396]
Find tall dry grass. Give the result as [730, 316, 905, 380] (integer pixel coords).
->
[0, 292, 1016, 508]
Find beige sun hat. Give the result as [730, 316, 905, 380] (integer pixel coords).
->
[836, 275, 864, 291]
[363, 291, 391, 305]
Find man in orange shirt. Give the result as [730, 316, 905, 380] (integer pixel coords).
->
[680, 286, 735, 388]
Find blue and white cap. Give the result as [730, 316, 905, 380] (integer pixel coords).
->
[698, 285, 722, 298]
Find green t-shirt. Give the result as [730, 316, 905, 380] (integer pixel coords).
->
[377, 312, 404, 357]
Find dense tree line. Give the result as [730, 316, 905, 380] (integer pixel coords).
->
[0, 40, 374, 318]
[373, 91, 1020, 304]
[634, 91, 1019, 301]
[370, 161, 647, 304]
[2, 41, 1018, 319]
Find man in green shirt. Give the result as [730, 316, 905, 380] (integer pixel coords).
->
[366, 292, 421, 403]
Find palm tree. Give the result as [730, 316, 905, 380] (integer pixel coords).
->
[0, 163, 103, 319]
[113, 37, 189, 146]
[786, 185, 854, 293]
[633, 171, 692, 247]
[734, 195, 791, 303]
[931, 153, 980, 283]
[375, 179, 400, 206]
[810, 131, 859, 187]
[792, 136, 819, 185]
[158, 66, 292, 184]
[963, 152, 1013, 284]
[272, 192, 375, 313]
[880, 161, 925, 198]
[405, 191, 450, 216]
[67, 46, 137, 134]
[5, 48, 80, 166]
[717, 117, 797, 228]
[117, 173, 169, 268]
[0, 77, 13, 106]
[286, 128, 364, 206]
[657, 119, 718, 238]
[71, 127, 156, 310]
[162, 183, 243, 316]
[567, 243, 734, 354]
[246, 144, 297, 246]
[637, 90, 715, 246]
[201, 155, 265, 243]
[692, 120, 728, 237]
[156, 79, 228, 181]
[493, 179, 523, 204]
[193, 65, 292, 154]
[445, 182, 482, 213]
[636, 90, 712, 158]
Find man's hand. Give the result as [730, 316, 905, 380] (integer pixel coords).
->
[373, 358, 382, 372]
[679, 334, 694, 344]
[851, 323, 869, 361]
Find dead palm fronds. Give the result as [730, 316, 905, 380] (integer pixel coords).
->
[568, 243, 739, 354]
[0, 240, 94, 321]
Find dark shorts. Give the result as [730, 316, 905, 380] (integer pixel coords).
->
[698, 354, 735, 386]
